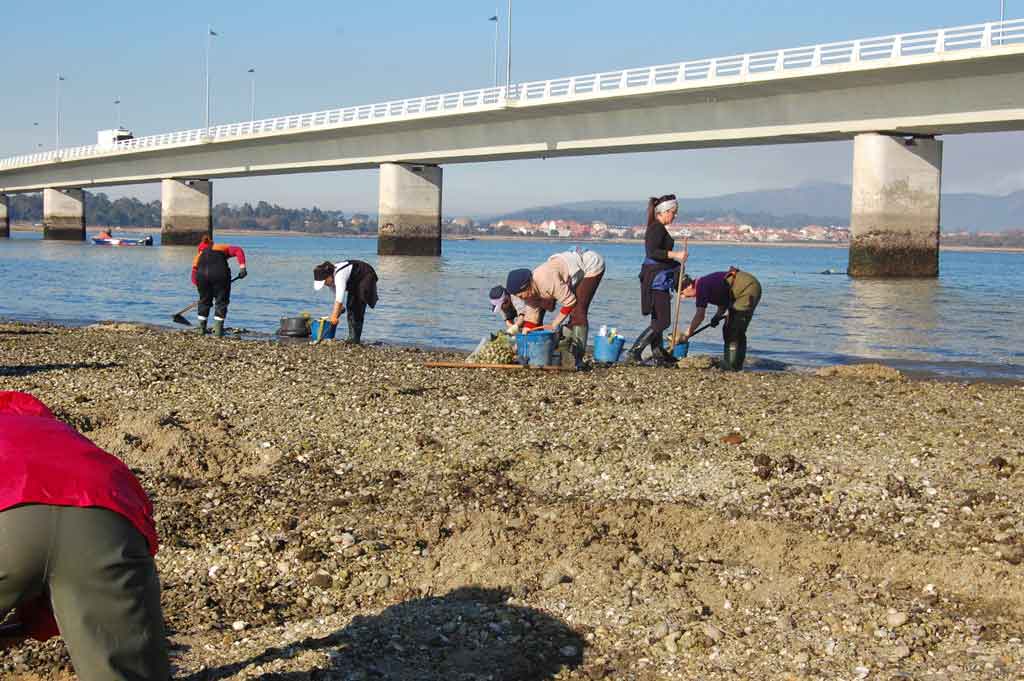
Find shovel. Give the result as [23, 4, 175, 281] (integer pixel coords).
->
[171, 274, 242, 326]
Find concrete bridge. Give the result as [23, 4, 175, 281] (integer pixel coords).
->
[2, 19, 1023, 275]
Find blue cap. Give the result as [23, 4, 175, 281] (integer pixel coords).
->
[506, 268, 532, 294]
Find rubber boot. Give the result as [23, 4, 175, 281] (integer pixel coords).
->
[734, 338, 747, 371]
[212, 319, 225, 338]
[197, 318, 209, 336]
[649, 332, 676, 367]
[627, 327, 657, 364]
[346, 313, 363, 344]
[573, 325, 589, 357]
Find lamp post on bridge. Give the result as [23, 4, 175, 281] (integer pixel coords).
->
[114, 97, 122, 129]
[488, 12, 499, 87]
[248, 68, 256, 123]
[55, 74, 65, 150]
[205, 25, 219, 130]
[506, 0, 513, 95]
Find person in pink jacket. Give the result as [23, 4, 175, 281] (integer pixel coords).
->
[0, 391, 168, 681]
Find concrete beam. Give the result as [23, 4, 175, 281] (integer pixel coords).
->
[848, 133, 942, 277]
[43, 188, 85, 241]
[0, 194, 8, 238]
[377, 163, 442, 256]
[161, 179, 212, 246]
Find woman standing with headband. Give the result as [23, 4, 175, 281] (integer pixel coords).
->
[627, 194, 689, 365]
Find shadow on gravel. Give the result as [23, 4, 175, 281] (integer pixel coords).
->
[0, 362, 119, 377]
[180, 586, 585, 681]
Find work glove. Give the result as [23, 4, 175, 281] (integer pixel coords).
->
[710, 313, 725, 328]
[236, 268, 248, 279]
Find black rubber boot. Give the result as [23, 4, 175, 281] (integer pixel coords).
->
[346, 312, 363, 344]
[212, 319, 225, 338]
[627, 327, 657, 364]
[649, 332, 676, 367]
[197, 318, 209, 336]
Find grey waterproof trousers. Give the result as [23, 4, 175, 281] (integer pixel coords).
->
[0, 504, 169, 681]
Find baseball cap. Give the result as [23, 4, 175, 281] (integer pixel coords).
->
[505, 268, 532, 295]
[489, 285, 508, 311]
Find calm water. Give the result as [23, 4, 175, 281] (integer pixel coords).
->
[1, 231, 1022, 380]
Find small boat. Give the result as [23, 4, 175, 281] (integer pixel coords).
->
[92, 236, 154, 247]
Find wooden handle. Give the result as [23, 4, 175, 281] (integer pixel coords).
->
[425, 361, 570, 371]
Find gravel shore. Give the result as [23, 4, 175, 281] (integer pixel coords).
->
[2, 321, 1022, 680]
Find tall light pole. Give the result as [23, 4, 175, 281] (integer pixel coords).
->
[55, 74, 65, 150]
[248, 68, 256, 122]
[489, 12, 499, 87]
[114, 97, 122, 129]
[205, 25, 219, 129]
[505, 0, 513, 93]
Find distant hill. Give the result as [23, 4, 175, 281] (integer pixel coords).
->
[487, 183, 1024, 232]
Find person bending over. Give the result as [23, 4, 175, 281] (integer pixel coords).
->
[191, 234, 247, 337]
[681, 267, 762, 371]
[313, 259, 379, 344]
[0, 391, 169, 681]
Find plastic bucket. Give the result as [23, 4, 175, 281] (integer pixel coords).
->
[593, 335, 626, 363]
[310, 318, 337, 341]
[520, 331, 557, 367]
[515, 333, 530, 364]
[670, 341, 689, 359]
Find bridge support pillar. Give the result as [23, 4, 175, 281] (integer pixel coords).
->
[161, 179, 212, 246]
[43, 188, 86, 241]
[848, 133, 942, 278]
[377, 163, 442, 256]
[0, 194, 9, 238]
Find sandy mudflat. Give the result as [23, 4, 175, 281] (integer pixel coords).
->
[1, 321, 1022, 680]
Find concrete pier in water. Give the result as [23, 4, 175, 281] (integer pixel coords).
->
[377, 163, 442, 256]
[0, 194, 8, 238]
[43, 188, 85, 241]
[161, 179, 212, 246]
[848, 133, 943, 278]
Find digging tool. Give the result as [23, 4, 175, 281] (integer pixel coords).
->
[171, 274, 242, 326]
[668, 237, 689, 353]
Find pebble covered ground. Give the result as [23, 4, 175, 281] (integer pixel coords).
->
[1, 321, 1022, 681]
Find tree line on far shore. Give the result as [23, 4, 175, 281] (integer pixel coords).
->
[7, 192, 362, 233]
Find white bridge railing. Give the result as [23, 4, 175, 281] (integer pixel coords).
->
[2, 18, 1023, 172]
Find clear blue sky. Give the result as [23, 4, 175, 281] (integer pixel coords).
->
[2, 0, 1021, 216]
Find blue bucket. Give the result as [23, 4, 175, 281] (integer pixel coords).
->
[310, 319, 336, 341]
[593, 335, 626, 363]
[515, 332, 529, 363]
[670, 341, 689, 359]
[519, 331, 557, 367]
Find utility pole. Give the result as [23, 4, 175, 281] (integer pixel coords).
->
[115, 97, 122, 129]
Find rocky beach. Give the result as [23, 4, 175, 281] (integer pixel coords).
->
[1, 320, 1022, 680]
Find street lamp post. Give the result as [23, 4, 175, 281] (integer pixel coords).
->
[114, 97, 122, 129]
[55, 74, 65, 150]
[248, 68, 256, 123]
[489, 12, 499, 87]
[205, 25, 219, 129]
[506, 0, 513, 94]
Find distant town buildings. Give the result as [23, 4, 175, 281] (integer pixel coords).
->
[461, 217, 850, 244]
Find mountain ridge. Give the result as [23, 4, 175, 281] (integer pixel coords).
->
[485, 182, 1024, 232]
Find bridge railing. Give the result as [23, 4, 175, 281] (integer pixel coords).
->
[3, 18, 1023, 172]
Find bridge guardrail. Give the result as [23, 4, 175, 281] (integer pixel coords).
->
[2, 18, 1023, 172]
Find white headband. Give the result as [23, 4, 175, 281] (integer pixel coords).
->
[656, 199, 678, 214]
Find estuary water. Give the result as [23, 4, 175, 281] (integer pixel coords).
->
[1, 231, 1022, 381]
